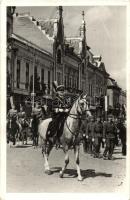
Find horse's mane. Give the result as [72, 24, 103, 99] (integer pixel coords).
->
[68, 96, 80, 115]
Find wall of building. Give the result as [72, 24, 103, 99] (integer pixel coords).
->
[107, 88, 113, 107]
[12, 37, 53, 96]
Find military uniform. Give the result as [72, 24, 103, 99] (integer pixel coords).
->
[93, 120, 103, 158]
[117, 120, 126, 155]
[103, 119, 117, 160]
[47, 84, 69, 143]
[18, 110, 26, 123]
[85, 120, 95, 154]
[7, 108, 18, 122]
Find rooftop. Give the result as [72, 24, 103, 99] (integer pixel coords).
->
[13, 14, 54, 54]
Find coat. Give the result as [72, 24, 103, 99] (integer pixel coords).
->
[103, 121, 117, 139]
[93, 121, 103, 138]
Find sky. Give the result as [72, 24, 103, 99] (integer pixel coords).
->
[16, 6, 126, 90]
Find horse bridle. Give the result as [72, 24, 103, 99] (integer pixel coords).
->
[68, 97, 89, 120]
[65, 97, 89, 136]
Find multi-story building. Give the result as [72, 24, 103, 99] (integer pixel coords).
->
[107, 77, 121, 117]
[7, 6, 85, 110]
[7, 6, 16, 109]
[8, 6, 121, 120]
[65, 11, 109, 117]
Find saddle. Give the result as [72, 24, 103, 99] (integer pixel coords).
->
[47, 113, 67, 141]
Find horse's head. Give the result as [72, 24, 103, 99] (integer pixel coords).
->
[76, 94, 91, 117]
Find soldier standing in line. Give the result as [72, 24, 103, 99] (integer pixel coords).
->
[103, 115, 117, 160]
[92, 116, 103, 158]
[117, 118, 126, 156]
[7, 104, 19, 145]
[85, 116, 95, 155]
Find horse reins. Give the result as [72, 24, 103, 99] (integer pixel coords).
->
[65, 97, 89, 136]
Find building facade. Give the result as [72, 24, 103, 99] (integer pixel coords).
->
[7, 7, 16, 109]
[107, 77, 121, 117]
[7, 6, 124, 119]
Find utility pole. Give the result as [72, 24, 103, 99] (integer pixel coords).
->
[105, 95, 108, 121]
[30, 46, 36, 108]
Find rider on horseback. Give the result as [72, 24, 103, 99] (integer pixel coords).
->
[18, 105, 27, 123]
[47, 81, 70, 145]
[7, 104, 18, 122]
[18, 105, 29, 130]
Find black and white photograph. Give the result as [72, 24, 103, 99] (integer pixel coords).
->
[0, 1, 130, 199]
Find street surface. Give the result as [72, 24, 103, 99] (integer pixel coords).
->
[7, 142, 126, 193]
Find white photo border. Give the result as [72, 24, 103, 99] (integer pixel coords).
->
[0, 0, 130, 200]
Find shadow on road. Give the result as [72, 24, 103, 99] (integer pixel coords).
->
[51, 167, 112, 180]
[15, 145, 32, 148]
[113, 157, 125, 160]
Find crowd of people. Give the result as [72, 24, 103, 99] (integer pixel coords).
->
[7, 82, 126, 159]
[82, 115, 126, 160]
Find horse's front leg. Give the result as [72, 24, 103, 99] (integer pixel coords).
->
[59, 146, 69, 178]
[74, 145, 83, 181]
[42, 140, 53, 175]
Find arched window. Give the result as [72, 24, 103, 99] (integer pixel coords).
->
[57, 49, 61, 64]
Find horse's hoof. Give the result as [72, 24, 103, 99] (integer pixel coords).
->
[78, 176, 83, 181]
[45, 170, 52, 175]
[59, 171, 63, 178]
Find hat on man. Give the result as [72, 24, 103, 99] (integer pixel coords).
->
[56, 85, 65, 92]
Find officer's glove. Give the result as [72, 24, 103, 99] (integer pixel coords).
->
[92, 138, 95, 142]
[102, 138, 106, 143]
[59, 108, 63, 112]
[65, 108, 69, 112]
[86, 135, 88, 139]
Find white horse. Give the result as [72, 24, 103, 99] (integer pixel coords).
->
[39, 94, 92, 181]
